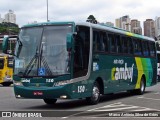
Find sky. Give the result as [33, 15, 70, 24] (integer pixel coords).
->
[0, 0, 160, 27]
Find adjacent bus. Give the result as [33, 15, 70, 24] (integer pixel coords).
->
[0, 54, 14, 86]
[0, 36, 16, 86]
[156, 41, 160, 81]
[3, 22, 157, 104]
[0, 35, 17, 54]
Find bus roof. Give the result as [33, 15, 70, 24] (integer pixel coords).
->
[21, 21, 155, 42]
[76, 22, 155, 42]
[22, 21, 75, 28]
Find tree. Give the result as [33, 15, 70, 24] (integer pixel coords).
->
[0, 22, 19, 35]
[86, 15, 97, 24]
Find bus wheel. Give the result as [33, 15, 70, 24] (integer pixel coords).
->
[86, 81, 100, 105]
[43, 99, 57, 104]
[136, 77, 146, 95]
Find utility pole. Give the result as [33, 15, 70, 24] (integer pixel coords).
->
[47, 0, 49, 22]
[8, 29, 12, 54]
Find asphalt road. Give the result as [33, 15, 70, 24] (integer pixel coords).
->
[0, 82, 160, 120]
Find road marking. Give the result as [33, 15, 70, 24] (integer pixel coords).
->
[88, 102, 122, 111]
[132, 108, 154, 111]
[61, 102, 123, 119]
[138, 96, 160, 101]
[61, 117, 68, 119]
[82, 116, 160, 119]
[61, 102, 160, 118]
[92, 106, 140, 111]
[154, 92, 160, 95]
[88, 102, 160, 112]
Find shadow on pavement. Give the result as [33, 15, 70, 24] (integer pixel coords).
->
[24, 91, 153, 110]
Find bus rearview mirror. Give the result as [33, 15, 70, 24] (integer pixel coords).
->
[66, 33, 73, 49]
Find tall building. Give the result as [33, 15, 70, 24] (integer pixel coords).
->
[115, 15, 131, 31]
[0, 14, 4, 23]
[155, 17, 160, 39]
[130, 19, 142, 35]
[4, 10, 16, 23]
[115, 18, 120, 28]
[144, 19, 155, 38]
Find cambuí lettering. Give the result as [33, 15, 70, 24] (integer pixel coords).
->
[112, 63, 134, 82]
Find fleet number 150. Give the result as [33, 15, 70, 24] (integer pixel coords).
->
[78, 86, 85, 93]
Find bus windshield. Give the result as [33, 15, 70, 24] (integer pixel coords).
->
[14, 25, 72, 77]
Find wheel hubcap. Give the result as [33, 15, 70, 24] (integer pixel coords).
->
[92, 86, 100, 101]
[141, 81, 144, 92]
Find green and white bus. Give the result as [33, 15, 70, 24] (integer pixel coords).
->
[3, 22, 157, 105]
[156, 41, 160, 81]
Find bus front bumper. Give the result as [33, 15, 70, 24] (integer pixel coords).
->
[14, 85, 74, 99]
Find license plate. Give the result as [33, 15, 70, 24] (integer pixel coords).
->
[33, 91, 43, 96]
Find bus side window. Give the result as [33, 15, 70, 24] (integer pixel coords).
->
[143, 41, 150, 56]
[156, 42, 160, 51]
[134, 39, 142, 56]
[109, 34, 116, 53]
[122, 37, 128, 54]
[128, 38, 134, 55]
[134, 39, 138, 55]
[93, 32, 96, 51]
[93, 31, 101, 52]
[104, 33, 109, 52]
[93, 31, 106, 53]
[115, 35, 122, 53]
[149, 42, 156, 57]
[139, 40, 143, 55]
[99, 32, 105, 52]
[93, 31, 98, 52]
[157, 53, 160, 68]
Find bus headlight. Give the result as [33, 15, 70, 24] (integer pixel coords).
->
[14, 81, 23, 86]
[54, 80, 72, 87]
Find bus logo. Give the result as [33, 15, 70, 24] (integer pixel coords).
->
[36, 83, 40, 87]
[111, 63, 134, 82]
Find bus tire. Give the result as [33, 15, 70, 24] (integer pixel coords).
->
[86, 81, 100, 105]
[136, 77, 146, 95]
[43, 99, 57, 104]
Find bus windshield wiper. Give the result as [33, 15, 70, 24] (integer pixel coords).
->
[23, 44, 53, 77]
[15, 36, 23, 57]
[38, 44, 53, 76]
[23, 46, 39, 76]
